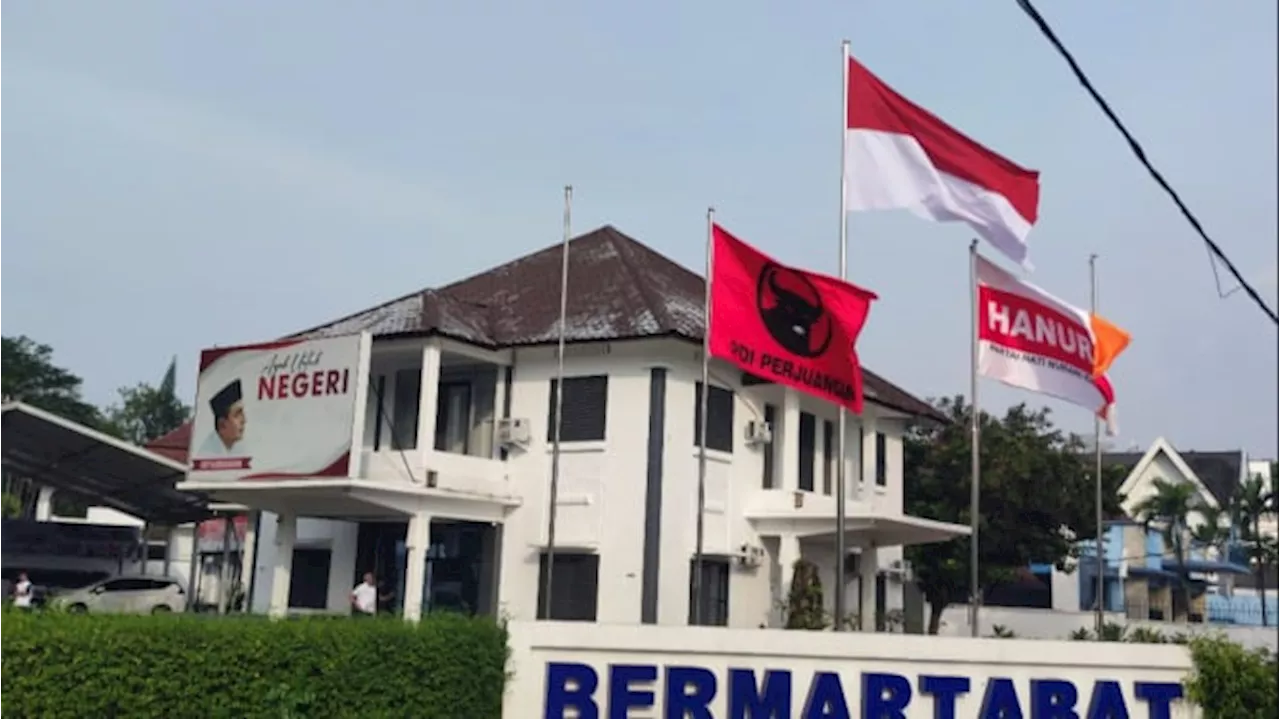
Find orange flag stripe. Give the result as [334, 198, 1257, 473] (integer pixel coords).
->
[1089, 313, 1131, 378]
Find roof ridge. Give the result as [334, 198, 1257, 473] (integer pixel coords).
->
[603, 226, 690, 332]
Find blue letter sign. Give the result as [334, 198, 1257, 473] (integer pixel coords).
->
[543, 663, 1184, 719]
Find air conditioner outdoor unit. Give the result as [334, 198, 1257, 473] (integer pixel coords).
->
[744, 420, 773, 446]
[734, 544, 765, 568]
[497, 417, 531, 446]
[884, 559, 914, 580]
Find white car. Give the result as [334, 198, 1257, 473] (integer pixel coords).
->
[55, 575, 187, 615]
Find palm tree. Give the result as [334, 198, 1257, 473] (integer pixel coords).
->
[1235, 473, 1278, 627]
[1191, 504, 1231, 561]
[1133, 479, 1200, 622]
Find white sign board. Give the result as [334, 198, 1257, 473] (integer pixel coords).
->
[188, 334, 364, 480]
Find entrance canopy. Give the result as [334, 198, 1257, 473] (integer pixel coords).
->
[2, 401, 212, 524]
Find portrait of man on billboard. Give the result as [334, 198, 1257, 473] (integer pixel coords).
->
[198, 379, 248, 458]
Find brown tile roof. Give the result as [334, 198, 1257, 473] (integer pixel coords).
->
[157, 224, 942, 464]
[294, 225, 943, 421]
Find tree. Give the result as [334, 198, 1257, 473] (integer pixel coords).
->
[783, 559, 828, 630]
[1133, 478, 1201, 621]
[102, 357, 191, 446]
[903, 396, 1124, 634]
[1, 336, 105, 427]
[1, 336, 113, 518]
[1235, 473, 1277, 627]
[1191, 504, 1232, 562]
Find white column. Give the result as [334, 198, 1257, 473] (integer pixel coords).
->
[238, 512, 259, 613]
[402, 510, 432, 622]
[416, 339, 443, 463]
[777, 533, 802, 625]
[860, 545, 879, 632]
[860, 408, 879, 495]
[268, 513, 296, 619]
[778, 389, 800, 492]
[35, 487, 54, 520]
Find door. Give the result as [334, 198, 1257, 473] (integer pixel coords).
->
[434, 381, 472, 454]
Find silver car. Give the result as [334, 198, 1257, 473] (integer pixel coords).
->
[55, 575, 187, 615]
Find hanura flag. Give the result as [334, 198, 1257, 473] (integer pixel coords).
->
[845, 56, 1042, 268]
[975, 255, 1132, 433]
[708, 224, 878, 413]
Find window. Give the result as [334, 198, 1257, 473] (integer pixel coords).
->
[392, 369, 421, 450]
[537, 553, 599, 621]
[372, 375, 388, 450]
[875, 574, 887, 631]
[762, 404, 777, 489]
[688, 557, 730, 626]
[874, 432, 887, 486]
[547, 376, 608, 443]
[822, 420, 835, 496]
[51, 491, 89, 519]
[693, 382, 735, 453]
[101, 579, 151, 592]
[798, 412, 816, 492]
[146, 544, 167, 562]
[434, 381, 473, 453]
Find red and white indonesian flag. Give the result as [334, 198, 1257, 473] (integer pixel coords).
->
[845, 56, 1042, 268]
[976, 255, 1131, 434]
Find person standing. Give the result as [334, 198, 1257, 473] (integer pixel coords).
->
[351, 572, 378, 618]
[12, 572, 34, 611]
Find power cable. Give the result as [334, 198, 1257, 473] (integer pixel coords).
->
[1015, 0, 1279, 326]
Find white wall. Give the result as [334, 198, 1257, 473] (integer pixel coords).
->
[492, 338, 910, 629]
[505, 621, 1198, 718]
[250, 514, 358, 614]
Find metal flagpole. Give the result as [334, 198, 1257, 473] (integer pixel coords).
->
[1090, 253, 1105, 637]
[541, 184, 573, 620]
[968, 239, 982, 637]
[693, 207, 716, 625]
[834, 38, 852, 633]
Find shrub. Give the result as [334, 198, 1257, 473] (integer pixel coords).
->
[1, 611, 507, 719]
[1183, 634, 1279, 719]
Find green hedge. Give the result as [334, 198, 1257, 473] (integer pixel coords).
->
[1, 611, 508, 719]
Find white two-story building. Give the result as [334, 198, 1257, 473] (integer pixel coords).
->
[177, 225, 967, 630]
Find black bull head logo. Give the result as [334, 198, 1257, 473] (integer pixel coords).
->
[755, 264, 833, 359]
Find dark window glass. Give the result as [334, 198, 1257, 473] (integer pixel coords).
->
[372, 374, 387, 450]
[693, 383, 735, 453]
[822, 420, 835, 495]
[146, 544, 167, 562]
[798, 413, 816, 492]
[547, 376, 608, 442]
[875, 432, 887, 486]
[537, 553, 599, 621]
[392, 369, 421, 450]
[762, 404, 777, 489]
[688, 557, 730, 626]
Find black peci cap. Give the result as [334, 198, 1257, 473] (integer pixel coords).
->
[209, 379, 243, 419]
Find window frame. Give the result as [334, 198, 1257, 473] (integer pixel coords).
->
[874, 431, 887, 487]
[693, 382, 735, 454]
[536, 552, 600, 621]
[798, 412, 816, 492]
[688, 557, 730, 627]
[547, 376, 609, 443]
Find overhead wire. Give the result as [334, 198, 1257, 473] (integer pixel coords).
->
[1014, 0, 1279, 326]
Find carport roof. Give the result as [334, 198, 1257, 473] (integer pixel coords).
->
[2, 401, 212, 524]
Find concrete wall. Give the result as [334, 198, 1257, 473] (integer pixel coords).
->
[935, 605, 1278, 652]
[505, 621, 1197, 718]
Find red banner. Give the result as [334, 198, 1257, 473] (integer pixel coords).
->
[708, 224, 877, 413]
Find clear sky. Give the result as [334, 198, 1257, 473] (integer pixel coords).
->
[4, 1, 1277, 457]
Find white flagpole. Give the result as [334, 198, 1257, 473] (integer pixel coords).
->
[968, 239, 982, 637]
[541, 184, 573, 619]
[834, 38, 852, 632]
[1090, 252, 1105, 637]
[693, 206, 715, 625]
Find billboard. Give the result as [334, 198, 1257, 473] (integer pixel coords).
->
[188, 334, 367, 480]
